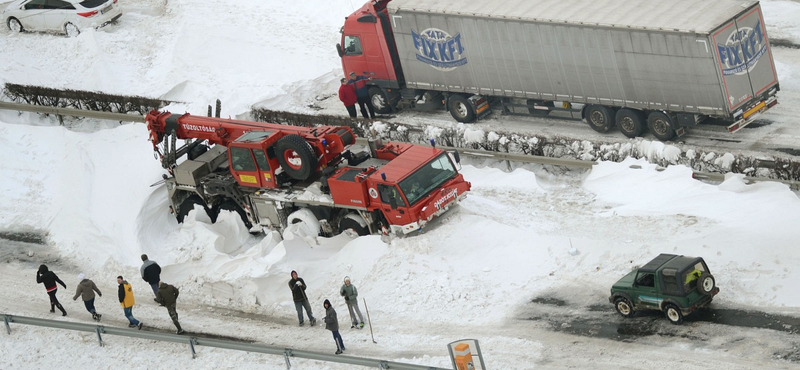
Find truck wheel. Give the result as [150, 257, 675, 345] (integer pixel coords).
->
[526, 99, 554, 116]
[286, 208, 321, 237]
[647, 112, 676, 141]
[214, 199, 252, 228]
[585, 105, 615, 133]
[275, 134, 318, 181]
[338, 213, 369, 236]
[614, 297, 635, 318]
[448, 95, 476, 123]
[616, 109, 646, 138]
[177, 195, 208, 223]
[664, 304, 683, 324]
[697, 273, 716, 295]
[369, 87, 392, 114]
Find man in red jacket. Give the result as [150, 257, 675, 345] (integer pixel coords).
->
[338, 78, 358, 118]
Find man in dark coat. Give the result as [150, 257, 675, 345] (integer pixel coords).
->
[288, 270, 315, 327]
[36, 264, 67, 316]
[338, 78, 358, 118]
[140, 254, 161, 297]
[156, 281, 184, 334]
[323, 299, 345, 354]
[347, 71, 375, 119]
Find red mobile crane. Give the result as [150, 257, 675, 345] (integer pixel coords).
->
[145, 110, 471, 236]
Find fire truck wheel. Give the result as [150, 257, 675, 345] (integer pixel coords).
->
[215, 199, 252, 229]
[177, 195, 208, 223]
[275, 134, 318, 181]
[448, 95, 476, 123]
[286, 208, 321, 237]
[338, 213, 369, 236]
[369, 87, 392, 114]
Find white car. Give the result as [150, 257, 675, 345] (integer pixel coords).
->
[3, 0, 122, 36]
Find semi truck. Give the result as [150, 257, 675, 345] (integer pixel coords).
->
[337, 0, 780, 141]
[144, 110, 471, 236]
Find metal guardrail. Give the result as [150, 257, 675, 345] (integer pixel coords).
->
[1, 101, 797, 190]
[2, 314, 451, 370]
[0, 101, 144, 122]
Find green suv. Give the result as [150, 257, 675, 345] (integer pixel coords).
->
[609, 254, 719, 324]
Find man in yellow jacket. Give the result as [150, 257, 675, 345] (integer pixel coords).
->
[117, 276, 143, 330]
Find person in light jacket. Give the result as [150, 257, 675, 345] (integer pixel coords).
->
[36, 264, 67, 316]
[323, 299, 345, 355]
[339, 276, 364, 329]
[73, 273, 102, 321]
[117, 276, 142, 329]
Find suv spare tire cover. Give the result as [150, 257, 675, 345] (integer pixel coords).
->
[698, 273, 716, 295]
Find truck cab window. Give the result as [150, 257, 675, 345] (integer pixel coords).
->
[253, 149, 270, 171]
[378, 184, 405, 206]
[230, 147, 256, 172]
[343, 36, 362, 56]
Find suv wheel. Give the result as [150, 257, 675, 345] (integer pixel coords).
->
[698, 273, 716, 295]
[664, 304, 683, 324]
[614, 297, 634, 318]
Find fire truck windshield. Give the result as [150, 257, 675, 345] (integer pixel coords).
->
[399, 152, 457, 205]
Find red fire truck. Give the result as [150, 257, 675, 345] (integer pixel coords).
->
[145, 110, 471, 236]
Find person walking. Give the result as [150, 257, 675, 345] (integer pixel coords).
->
[156, 281, 184, 334]
[348, 71, 375, 119]
[117, 276, 143, 330]
[288, 270, 315, 327]
[36, 264, 67, 316]
[339, 276, 364, 329]
[73, 273, 102, 321]
[338, 77, 358, 118]
[140, 254, 161, 298]
[323, 299, 346, 354]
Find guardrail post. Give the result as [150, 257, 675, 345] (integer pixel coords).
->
[283, 348, 292, 369]
[189, 337, 198, 359]
[95, 326, 104, 347]
[4, 315, 11, 334]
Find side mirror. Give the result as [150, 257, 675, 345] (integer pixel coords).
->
[336, 43, 343, 58]
[452, 150, 461, 164]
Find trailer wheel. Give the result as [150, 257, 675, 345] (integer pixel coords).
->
[275, 134, 318, 181]
[448, 95, 476, 123]
[338, 213, 369, 236]
[369, 87, 392, 114]
[177, 195, 209, 223]
[647, 111, 676, 141]
[585, 105, 615, 133]
[214, 199, 252, 228]
[616, 109, 646, 138]
[526, 99, 554, 116]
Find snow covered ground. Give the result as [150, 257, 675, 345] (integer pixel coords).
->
[1, 0, 800, 369]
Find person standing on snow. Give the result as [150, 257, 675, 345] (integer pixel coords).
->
[73, 273, 102, 321]
[36, 264, 67, 316]
[348, 71, 375, 119]
[323, 299, 345, 354]
[117, 276, 143, 330]
[339, 276, 364, 329]
[288, 270, 315, 327]
[140, 254, 161, 298]
[156, 281, 184, 334]
[338, 78, 358, 118]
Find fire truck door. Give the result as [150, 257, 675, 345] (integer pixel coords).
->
[378, 184, 412, 225]
[252, 149, 276, 187]
[229, 147, 263, 188]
